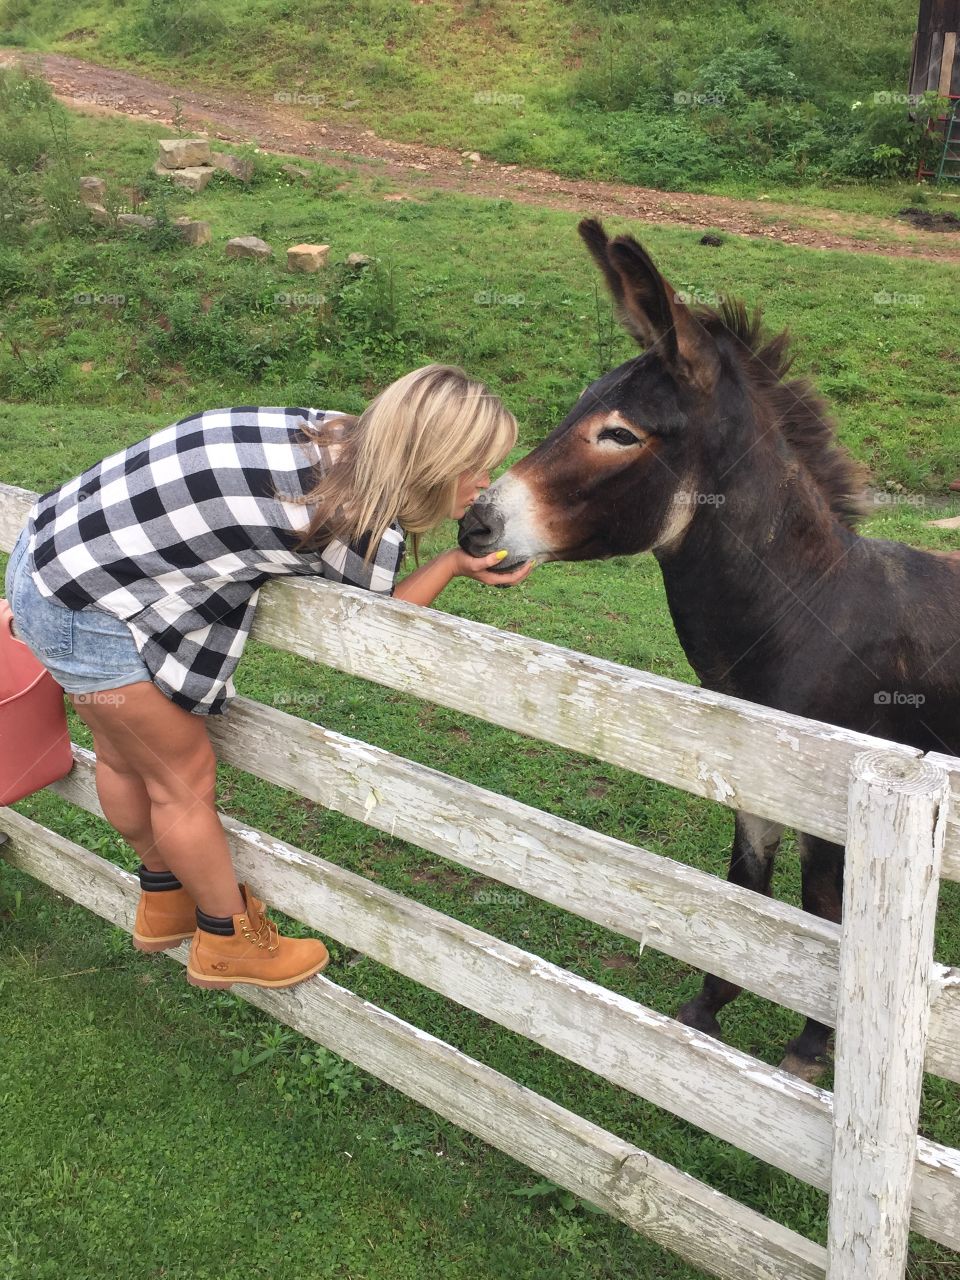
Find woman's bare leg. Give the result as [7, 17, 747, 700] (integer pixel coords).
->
[68, 684, 245, 917]
[86, 750, 161, 869]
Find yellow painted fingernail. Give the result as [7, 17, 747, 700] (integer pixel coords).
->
[495, 550, 509, 561]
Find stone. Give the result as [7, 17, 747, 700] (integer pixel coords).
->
[211, 151, 254, 182]
[286, 243, 330, 272]
[88, 203, 112, 226]
[465, 151, 481, 162]
[153, 161, 215, 193]
[225, 235, 272, 260]
[281, 163, 312, 181]
[342, 98, 360, 110]
[78, 176, 106, 205]
[346, 252, 372, 267]
[117, 213, 158, 230]
[173, 216, 212, 246]
[157, 137, 212, 168]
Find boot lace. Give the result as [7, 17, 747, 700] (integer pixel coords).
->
[238, 910, 280, 953]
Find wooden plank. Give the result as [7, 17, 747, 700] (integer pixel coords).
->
[249, 575, 930, 854]
[0, 482, 32, 548]
[204, 699, 960, 1085]
[207, 698, 842, 1025]
[941, 32, 958, 97]
[0, 813, 827, 1280]
[4, 482, 958, 871]
[16, 773, 960, 1255]
[827, 753, 948, 1280]
[927, 754, 960, 880]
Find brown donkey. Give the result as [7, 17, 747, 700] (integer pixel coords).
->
[459, 218, 960, 1080]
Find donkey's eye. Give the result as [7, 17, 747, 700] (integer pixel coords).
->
[598, 427, 641, 446]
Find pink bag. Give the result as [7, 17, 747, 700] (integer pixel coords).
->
[0, 598, 73, 805]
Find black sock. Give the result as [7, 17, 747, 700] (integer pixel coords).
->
[138, 865, 183, 892]
[196, 906, 236, 936]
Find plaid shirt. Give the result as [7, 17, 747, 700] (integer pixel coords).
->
[24, 406, 405, 716]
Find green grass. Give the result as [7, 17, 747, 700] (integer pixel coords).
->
[1, 75, 959, 1280]
[1, 98, 958, 490]
[0, 0, 951, 194]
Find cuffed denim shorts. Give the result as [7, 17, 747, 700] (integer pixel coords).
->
[4, 526, 152, 695]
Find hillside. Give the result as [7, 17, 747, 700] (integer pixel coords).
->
[0, 0, 944, 190]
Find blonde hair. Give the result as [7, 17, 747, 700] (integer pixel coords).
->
[291, 364, 518, 563]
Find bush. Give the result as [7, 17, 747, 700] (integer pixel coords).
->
[828, 92, 948, 180]
[134, 0, 229, 55]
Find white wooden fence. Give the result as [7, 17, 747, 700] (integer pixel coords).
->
[2, 479, 959, 1280]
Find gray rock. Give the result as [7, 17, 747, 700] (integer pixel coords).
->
[153, 161, 215, 193]
[225, 235, 272, 260]
[117, 213, 158, 230]
[173, 217, 212, 246]
[157, 138, 212, 169]
[211, 151, 254, 182]
[287, 243, 330, 272]
[78, 176, 106, 205]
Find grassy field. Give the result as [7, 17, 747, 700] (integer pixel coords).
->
[1, 0, 954, 194]
[1, 74, 960, 1280]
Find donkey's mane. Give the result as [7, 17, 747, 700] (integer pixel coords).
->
[694, 298, 869, 530]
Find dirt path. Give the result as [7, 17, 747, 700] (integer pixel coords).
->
[5, 47, 960, 263]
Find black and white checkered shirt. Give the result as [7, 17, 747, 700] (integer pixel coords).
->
[24, 406, 405, 715]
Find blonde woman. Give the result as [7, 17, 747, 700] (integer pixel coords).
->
[4, 365, 531, 990]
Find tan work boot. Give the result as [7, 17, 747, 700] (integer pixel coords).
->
[186, 884, 330, 990]
[132, 885, 197, 953]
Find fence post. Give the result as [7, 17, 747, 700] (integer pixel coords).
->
[827, 749, 948, 1279]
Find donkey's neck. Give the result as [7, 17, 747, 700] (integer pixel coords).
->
[654, 447, 859, 701]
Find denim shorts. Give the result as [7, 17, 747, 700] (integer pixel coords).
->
[4, 526, 152, 695]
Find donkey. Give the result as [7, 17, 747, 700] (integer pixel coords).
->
[459, 218, 960, 1080]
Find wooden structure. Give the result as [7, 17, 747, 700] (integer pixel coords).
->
[911, 1, 960, 177]
[2, 479, 960, 1280]
[910, 0, 960, 98]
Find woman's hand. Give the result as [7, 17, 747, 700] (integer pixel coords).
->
[393, 549, 534, 607]
[452, 549, 535, 586]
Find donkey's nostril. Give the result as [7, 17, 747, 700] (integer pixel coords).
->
[458, 501, 503, 553]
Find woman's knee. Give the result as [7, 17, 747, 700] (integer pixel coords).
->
[142, 742, 218, 807]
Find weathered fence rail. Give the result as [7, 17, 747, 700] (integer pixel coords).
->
[1, 480, 958, 1280]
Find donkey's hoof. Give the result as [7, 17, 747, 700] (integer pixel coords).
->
[778, 1052, 828, 1084]
[676, 1000, 723, 1040]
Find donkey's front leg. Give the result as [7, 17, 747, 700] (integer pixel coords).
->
[778, 833, 844, 1083]
[677, 811, 783, 1038]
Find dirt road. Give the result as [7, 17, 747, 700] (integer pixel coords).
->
[4, 47, 960, 262]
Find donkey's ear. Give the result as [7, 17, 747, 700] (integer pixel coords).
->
[580, 220, 719, 395]
[578, 218, 660, 348]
